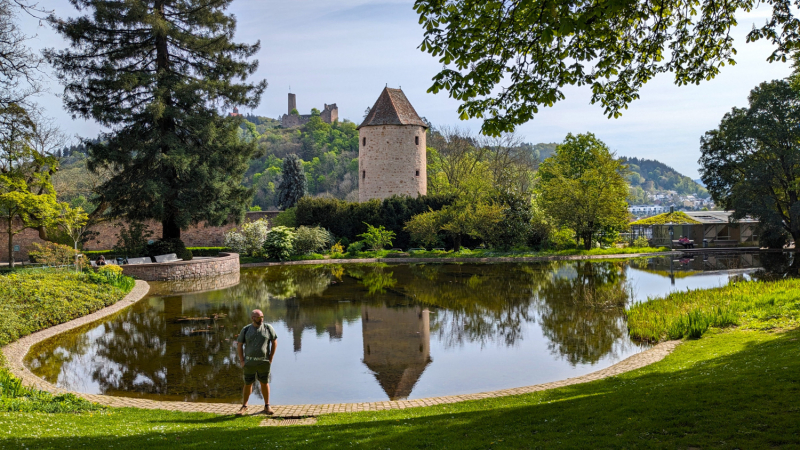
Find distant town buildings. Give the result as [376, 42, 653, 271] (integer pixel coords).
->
[280, 93, 338, 128]
[629, 191, 716, 219]
[628, 205, 668, 216]
[228, 107, 241, 117]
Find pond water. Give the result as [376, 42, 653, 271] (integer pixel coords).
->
[26, 252, 767, 405]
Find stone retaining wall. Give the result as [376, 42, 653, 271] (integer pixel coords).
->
[147, 270, 241, 295]
[121, 252, 239, 281]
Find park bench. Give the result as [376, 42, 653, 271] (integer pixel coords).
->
[154, 253, 179, 263]
[712, 240, 738, 247]
[408, 248, 426, 252]
[671, 239, 696, 249]
[126, 257, 152, 265]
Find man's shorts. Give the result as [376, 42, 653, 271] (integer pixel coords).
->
[243, 360, 271, 385]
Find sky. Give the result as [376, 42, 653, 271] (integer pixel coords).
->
[18, 0, 793, 179]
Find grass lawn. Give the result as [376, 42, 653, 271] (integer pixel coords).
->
[4, 271, 798, 449]
[1, 327, 798, 448]
[240, 246, 670, 265]
[0, 268, 135, 349]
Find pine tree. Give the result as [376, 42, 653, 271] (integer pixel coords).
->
[277, 154, 306, 210]
[44, 0, 267, 239]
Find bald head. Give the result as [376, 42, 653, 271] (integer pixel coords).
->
[251, 309, 264, 326]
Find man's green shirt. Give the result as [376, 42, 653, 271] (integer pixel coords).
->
[237, 323, 278, 363]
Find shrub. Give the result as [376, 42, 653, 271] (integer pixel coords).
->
[224, 218, 270, 256]
[28, 242, 76, 267]
[263, 226, 295, 260]
[330, 241, 345, 255]
[113, 221, 153, 257]
[88, 265, 135, 291]
[147, 238, 193, 261]
[0, 368, 104, 413]
[187, 247, 225, 257]
[295, 194, 456, 249]
[358, 224, 396, 251]
[547, 227, 578, 250]
[633, 236, 650, 248]
[346, 241, 364, 255]
[758, 222, 789, 249]
[294, 226, 333, 255]
[487, 191, 535, 249]
[273, 207, 297, 227]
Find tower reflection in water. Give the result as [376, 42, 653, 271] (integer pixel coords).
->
[26, 257, 763, 404]
[361, 305, 431, 400]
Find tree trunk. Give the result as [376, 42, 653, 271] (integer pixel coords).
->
[583, 231, 593, 250]
[453, 234, 461, 252]
[162, 217, 181, 240]
[7, 218, 14, 269]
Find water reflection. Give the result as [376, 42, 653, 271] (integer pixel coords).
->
[362, 306, 431, 400]
[26, 254, 772, 404]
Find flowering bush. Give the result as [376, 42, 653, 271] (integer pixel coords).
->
[224, 218, 270, 256]
[293, 226, 332, 255]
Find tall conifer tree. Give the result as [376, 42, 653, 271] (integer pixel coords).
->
[45, 0, 267, 239]
[277, 154, 306, 210]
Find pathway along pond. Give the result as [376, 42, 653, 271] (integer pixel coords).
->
[26, 252, 774, 405]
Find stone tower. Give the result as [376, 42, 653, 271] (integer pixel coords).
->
[288, 93, 297, 114]
[357, 87, 427, 202]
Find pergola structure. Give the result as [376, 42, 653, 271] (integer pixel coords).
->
[630, 211, 759, 248]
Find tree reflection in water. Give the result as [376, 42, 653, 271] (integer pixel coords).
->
[28, 261, 651, 402]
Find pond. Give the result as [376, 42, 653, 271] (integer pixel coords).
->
[25, 252, 768, 405]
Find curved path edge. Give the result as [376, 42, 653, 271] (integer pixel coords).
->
[3, 280, 151, 395]
[3, 286, 680, 416]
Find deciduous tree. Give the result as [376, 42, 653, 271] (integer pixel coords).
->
[699, 79, 800, 252]
[537, 133, 629, 250]
[414, 0, 799, 135]
[0, 105, 62, 267]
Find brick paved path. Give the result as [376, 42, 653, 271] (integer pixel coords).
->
[3, 279, 681, 419]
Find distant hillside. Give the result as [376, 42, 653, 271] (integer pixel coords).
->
[620, 157, 708, 204]
[520, 142, 557, 162]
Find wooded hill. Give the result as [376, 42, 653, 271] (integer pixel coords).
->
[621, 157, 708, 204]
[52, 117, 705, 212]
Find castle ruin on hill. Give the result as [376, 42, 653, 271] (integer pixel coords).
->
[280, 93, 338, 128]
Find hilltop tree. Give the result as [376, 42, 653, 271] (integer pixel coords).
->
[44, 0, 267, 240]
[537, 133, 629, 250]
[414, 0, 800, 136]
[276, 154, 306, 210]
[700, 79, 800, 252]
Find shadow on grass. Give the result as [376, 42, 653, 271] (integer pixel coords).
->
[7, 328, 800, 449]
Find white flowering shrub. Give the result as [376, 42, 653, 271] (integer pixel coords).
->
[224, 218, 270, 256]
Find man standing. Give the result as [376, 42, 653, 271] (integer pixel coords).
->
[236, 309, 278, 415]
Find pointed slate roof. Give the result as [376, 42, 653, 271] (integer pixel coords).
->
[358, 87, 428, 129]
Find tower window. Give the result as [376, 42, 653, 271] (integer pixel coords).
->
[415, 136, 419, 145]
[362, 137, 366, 146]
[415, 170, 420, 177]
[362, 170, 366, 180]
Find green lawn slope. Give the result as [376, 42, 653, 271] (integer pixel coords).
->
[3, 285, 799, 448]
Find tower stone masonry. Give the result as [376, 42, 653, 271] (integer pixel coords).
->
[358, 87, 428, 202]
